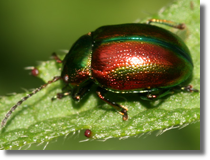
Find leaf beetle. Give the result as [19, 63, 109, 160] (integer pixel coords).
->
[1, 19, 198, 128]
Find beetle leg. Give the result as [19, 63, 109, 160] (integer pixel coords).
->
[52, 52, 62, 63]
[140, 85, 199, 101]
[51, 91, 71, 101]
[96, 87, 128, 121]
[140, 89, 172, 100]
[147, 19, 186, 30]
[52, 81, 92, 102]
[175, 85, 199, 92]
[51, 84, 71, 101]
[70, 81, 93, 101]
[51, 86, 90, 101]
[139, 93, 158, 100]
[72, 85, 91, 101]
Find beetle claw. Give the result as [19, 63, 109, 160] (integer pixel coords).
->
[182, 85, 199, 92]
[120, 109, 128, 121]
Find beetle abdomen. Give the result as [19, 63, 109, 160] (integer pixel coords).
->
[91, 40, 192, 92]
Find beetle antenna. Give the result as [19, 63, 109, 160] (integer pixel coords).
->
[1, 76, 61, 129]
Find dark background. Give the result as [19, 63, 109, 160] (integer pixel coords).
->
[0, 0, 200, 150]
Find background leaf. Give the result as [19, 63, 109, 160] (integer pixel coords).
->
[0, 0, 200, 150]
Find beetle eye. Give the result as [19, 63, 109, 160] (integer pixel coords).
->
[63, 74, 69, 83]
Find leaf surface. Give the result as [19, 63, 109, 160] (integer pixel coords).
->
[0, 0, 200, 150]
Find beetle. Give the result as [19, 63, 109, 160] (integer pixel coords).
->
[1, 19, 198, 128]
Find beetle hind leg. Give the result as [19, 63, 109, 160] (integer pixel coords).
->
[96, 87, 128, 121]
[175, 85, 199, 92]
[140, 85, 199, 101]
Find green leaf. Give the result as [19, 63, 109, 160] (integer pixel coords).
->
[0, 0, 200, 150]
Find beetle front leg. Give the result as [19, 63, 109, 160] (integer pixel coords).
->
[52, 84, 92, 102]
[71, 83, 92, 101]
[52, 81, 92, 102]
[96, 87, 128, 121]
[51, 84, 71, 101]
[51, 91, 71, 101]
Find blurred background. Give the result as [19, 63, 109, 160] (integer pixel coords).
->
[0, 0, 200, 150]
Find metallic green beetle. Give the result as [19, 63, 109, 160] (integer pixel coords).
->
[1, 19, 198, 128]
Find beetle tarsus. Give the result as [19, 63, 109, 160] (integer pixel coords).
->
[51, 92, 71, 101]
[96, 87, 129, 120]
[181, 85, 199, 92]
[121, 109, 128, 121]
